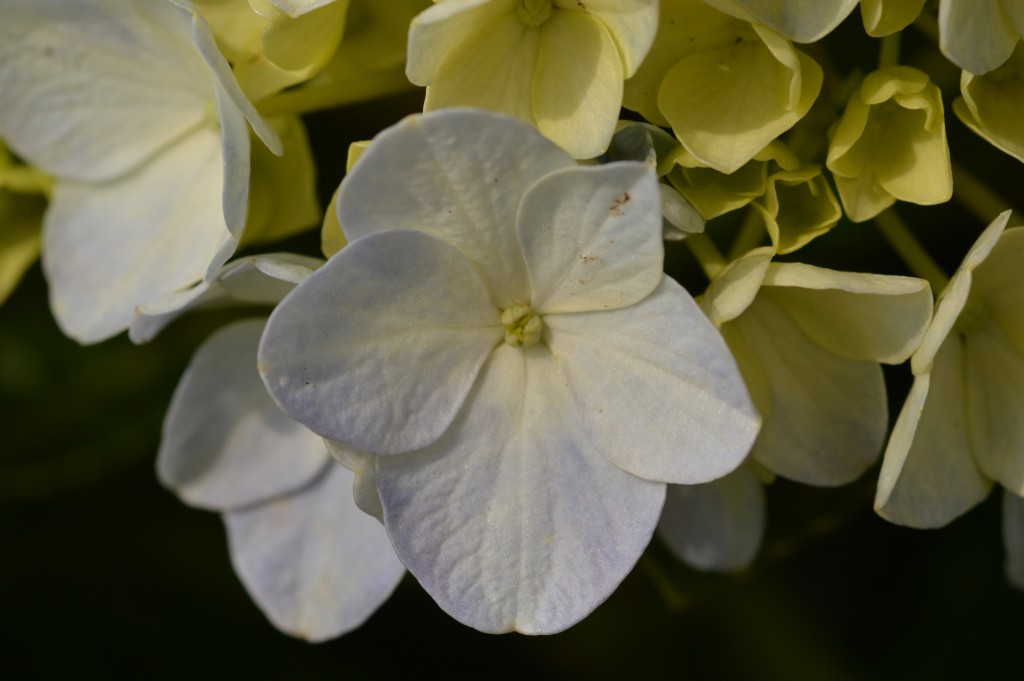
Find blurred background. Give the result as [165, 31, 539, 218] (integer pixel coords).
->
[3, 12, 1024, 678]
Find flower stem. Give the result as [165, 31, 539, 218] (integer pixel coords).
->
[953, 163, 1016, 223]
[686, 232, 727, 280]
[879, 31, 901, 69]
[874, 209, 950, 293]
[728, 207, 766, 260]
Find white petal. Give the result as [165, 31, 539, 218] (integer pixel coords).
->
[0, 0, 209, 181]
[657, 465, 765, 571]
[207, 80, 253, 275]
[1003, 490, 1024, 590]
[158, 319, 329, 510]
[546, 277, 760, 485]
[875, 339, 993, 528]
[130, 253, 321, 344]
[259, 230, 502, 454]
[376, 344, 665, 634]
[518, 163, 662, 315]
[939, 0, 1020, 74]
[966, 325, 1024, 495]
[225, 462, 405, 642]
[734, 295, 887, 486]
[761, 263, 933, 364]
[43, 126, 228, 343]
[185, 3, 282, 154]
[336, 109, 574, 308]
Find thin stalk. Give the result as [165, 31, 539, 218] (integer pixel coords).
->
[874, 208, 950, 293]
[728, 207, 766, 260]
[953, 163, 1016, 223]
[686, 232, 727, 281]
[879, 31, 901, 69]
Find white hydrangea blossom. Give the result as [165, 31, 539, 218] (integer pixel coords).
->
[259, 109, 760, 633]
[154, 257, 404, 642]
[0, 0, 281, 342]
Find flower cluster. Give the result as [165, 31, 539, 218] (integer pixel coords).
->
[3, 0, 1024, 641]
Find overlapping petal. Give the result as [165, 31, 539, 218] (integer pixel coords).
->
[875, 341, 994, 528]
[728, 294, 887, 485]
[546, 278, 760, 484]
[518, 163, 662, 314]
[130, 253, 320, 343]
[226, 462, 406, 642]
[337, 110, 573, 307]
[571, 0, 658, 76]
[158, 319, 329, 510]
[43, 127, 227, 343]
[0, 0, 209, 182]
[533, 11, 622, 159]
[259, 230, 502, 454]
[375, 344, 665, 634]
[657, 465, 765, 571]
[761, 263, 932, 364]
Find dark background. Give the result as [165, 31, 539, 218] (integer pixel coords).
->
[3, 10, 1024, 679]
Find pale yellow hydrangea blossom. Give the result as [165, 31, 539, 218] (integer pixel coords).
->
[624, 0, 822, 174]
[406, 0, 658, 158]
[827, 66, 952, 223]
[877, 212, 1024, 529]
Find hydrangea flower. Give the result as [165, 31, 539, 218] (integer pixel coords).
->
[657, 248, 931, 572]
[259, 109, 760, 633]
[0, 0, 281, 342]
[826, 66, 952, 223]
[876, 211, 1024, 528]
[151, 255, 405, 641]
[701, 247, 932, 487]
[623, 0, 823, 174]
[405, 0, 659, 159]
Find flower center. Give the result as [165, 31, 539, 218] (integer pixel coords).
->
[518, 0, 554, 26]
[501, 303, 543, 347]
